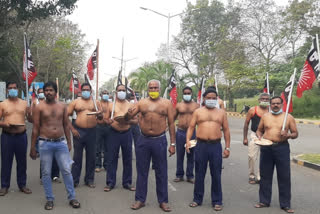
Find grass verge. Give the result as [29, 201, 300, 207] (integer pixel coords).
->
[299, 154, 320, 165]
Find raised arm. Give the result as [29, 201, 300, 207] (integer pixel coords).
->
[30, 104, 41, 160]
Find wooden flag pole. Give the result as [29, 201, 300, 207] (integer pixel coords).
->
[56, 77, 59, 101]
[282, 68, 296, 131]
[96, 39, 99, 100]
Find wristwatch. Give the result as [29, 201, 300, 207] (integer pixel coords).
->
[225, 147, 230, 151]
[170, 143, 176, 147]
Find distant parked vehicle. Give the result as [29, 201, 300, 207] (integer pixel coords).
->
[240, 104, 250, 114]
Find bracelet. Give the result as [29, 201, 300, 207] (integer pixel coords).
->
[170, 143, 176, 147]
[225, 147, 230, 151]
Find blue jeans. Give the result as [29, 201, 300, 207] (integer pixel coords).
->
[39, 139, 76, 201]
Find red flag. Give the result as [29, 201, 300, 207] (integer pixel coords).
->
[297, 37, 319, 97]
[263, 79, 268, 93]
[168, 72, 177, 107]
[23, 34, 37, 86]
[69, 72, 81, 93]
[87, 48, 97, 80]
[197, 76, 205, 104]
[281, 74, 294, 113]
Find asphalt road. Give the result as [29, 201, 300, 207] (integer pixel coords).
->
[0, 117, 319, 214]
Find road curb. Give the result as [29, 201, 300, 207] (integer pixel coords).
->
[292, 155, 320, 171]
[226, 112, 320, 126]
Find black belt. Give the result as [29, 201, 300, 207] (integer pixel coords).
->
[2, 130, 26, 136]
[110, 127, 130, 134]
[197, 138, 221, 144]
[141, 131, 166, 138]
[38, 137, 65, 142]
[271, 140, 288, 146]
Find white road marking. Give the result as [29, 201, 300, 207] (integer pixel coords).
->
[168, 181, 177, 192]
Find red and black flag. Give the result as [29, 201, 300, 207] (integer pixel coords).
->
[87, 47, 97, 80]
[23, 34, 37, 86]
[168, 70, 177, 108]
[281, 74, 294, 113]
[263, 72, 269, 93]
[69, 72, 81, 93]
[297, 37, 320, 97]
[197, 76, 205, 105]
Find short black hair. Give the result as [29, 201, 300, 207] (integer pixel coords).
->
[81, 82, 91, 90]
[203, 88, 218, 97]
[182, 86, 192, 93]
[6, 81, 18, 89]
[43, 81, 57, 92]
[116, 84, 125, 90]
[270, 96, 283, 104]
[207, 86, 218, 95]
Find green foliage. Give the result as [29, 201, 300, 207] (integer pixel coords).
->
[292, 86, 320, 118]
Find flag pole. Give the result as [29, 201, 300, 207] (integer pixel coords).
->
[215, 74, 219, 95]
[56, 77, 59, 101]
[266, 72, 270, 94]
[282, 68, 296, 131]
[72, 74, 75, 101]
[96, 39, 99, 100]
[24, 33, 30, 106]
[200, 76, 205, 107]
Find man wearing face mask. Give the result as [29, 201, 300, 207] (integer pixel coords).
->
[103, 85, 137, 192]
[186, 87, 230, 211]
[243, 93, 270, 184]
[95, 90, 110, 173]
[0, 81, 33, 196]
[255, 96, 298, 213]
[173, 86, 199, 184]
[125, 80, 176, 212]
[67, 83, 100, 188]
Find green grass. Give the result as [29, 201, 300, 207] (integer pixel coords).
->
[299, 154, 320, 165]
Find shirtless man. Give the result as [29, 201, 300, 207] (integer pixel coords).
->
[95, 89, 110, 172]
[67, 83, 99, 188]
[103, 85, 136, 192]
[32, 87, 60, 182]
[30, 81, 80, 210]
[126, 80, 175, 212]
[173, 86, 199, 183]
[0, 81, 32, 196]
[243, 93, 270, 184]
[186, 87, 230, 211]
[255, 96, 298, 213]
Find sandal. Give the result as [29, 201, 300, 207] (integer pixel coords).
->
[186, 178, 195, 184]
[255, 203, 270, 208]
[131, 201, 145, 210]
[213, 204, 223, 211]
[69, 199, 80, 208]
[281, 207, 294, 213]
[189, 201, 199, 208]
[44, 201, 54, 210]
[124, 184, 136, 191]
[173, 177, 184, 182]
[104, 185, 113, 192]
[85, 183, 96, 188]
[249, 177, 258, 184]
[159, 203, 171, 212]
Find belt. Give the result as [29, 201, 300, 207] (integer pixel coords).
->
[110, 127, 130, 134]
[197, 138, 221, 144]
[38, 137, 65, 142]
[2, 130, 26, 136]
[141, 131, 166, 138]
[272, 140, 288, 146]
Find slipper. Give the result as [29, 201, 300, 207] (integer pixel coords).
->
[213, 204, 223, 211]
[69, 199, 80, 208]
[255, 203, 270, 208]
[189, 201, 199, 208]
[85, 183, 96, 188]
[104, 185, 113, 192]
[281, 207, 294, 213]
[249, 177, 258, 184]
[44, 201, 54, 210]
[186, 178, 195, 184]
[123, 184, 136, 191]
[131, 201, 145, 210]
[159, 203, 171, 212]
[173, 177, 184, 182]
[19, 187, 32, 194]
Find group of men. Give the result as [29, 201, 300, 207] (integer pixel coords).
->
[0, 79, 298, 213]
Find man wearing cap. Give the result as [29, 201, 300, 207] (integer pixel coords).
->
[186, 87, 230, 211]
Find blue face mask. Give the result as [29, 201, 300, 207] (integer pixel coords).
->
[271, 109, 283, 115]
[102, 94, 109, 101]
[117, 91, 126, 100]
[82, 91, 91, 99]
[205, 99, 218, 108]
[38, 93, 45, 99]
[8, 89, 18, 98]
[183, 95, 192, 102]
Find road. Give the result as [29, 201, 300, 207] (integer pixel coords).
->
[0, 117, 319, 214]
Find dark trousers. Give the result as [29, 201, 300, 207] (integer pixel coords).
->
[176, 129, 195, 179]
[1, 132, 28, 188]
[193, 141, 222, 206]
[131, 124, 140, 148]
[71, 126, 96, 185]
[259, 142, 291, 208]
[106, 128, 132, 187]
[135, 134, 168, 204]
[96, 124, 109, 169]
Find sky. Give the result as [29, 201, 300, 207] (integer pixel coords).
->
[68, 0, 289, 86]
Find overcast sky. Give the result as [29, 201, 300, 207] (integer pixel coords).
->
[68, 0, 289, 86]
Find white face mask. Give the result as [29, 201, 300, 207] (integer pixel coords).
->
[117, 91, 126, 100]
[183, 95, 192, 102]
[130, 100, 135, 103]
[205, 99, 218, 108]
